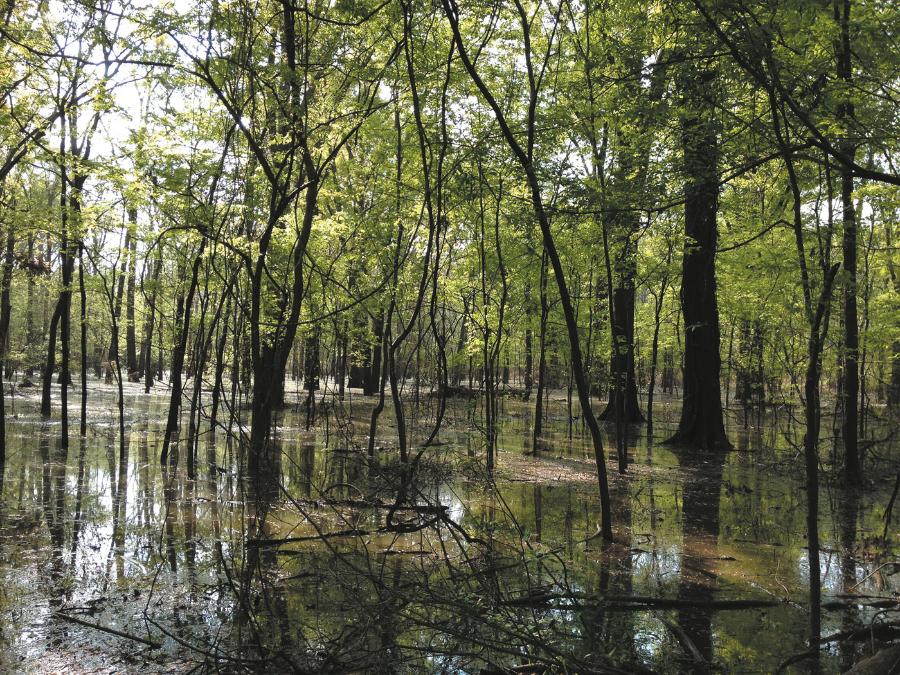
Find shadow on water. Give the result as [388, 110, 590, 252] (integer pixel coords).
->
[673, 444, 725, 673]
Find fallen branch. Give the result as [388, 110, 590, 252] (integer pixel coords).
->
[658, 615, 708, 666]
[292, 497, 449, 513]
[502, 592, 779, 610]
[817, 621, 900, 644]
[822, 598, 899, 610]
[54, 611, 161, 649]
[249, 514, 441, 547]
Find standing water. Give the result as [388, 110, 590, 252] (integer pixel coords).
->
[0, 382, 896, 673]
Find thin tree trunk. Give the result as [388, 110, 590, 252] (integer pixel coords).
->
[533, 252, 548, 452]
[0, 226, 14, 462]
[836, 0, 859, 484]
[124, 208, 139, 376]
[78, 245, 87, 436]
[25, 234, 35, 378]
[107, 227, 129, 382]
[142, 245, 162, 392]
[160, 242, 206, 466]
[442, 0, 612, 538]
[647, 276, 668, 430]
[209, 295, 232, 435]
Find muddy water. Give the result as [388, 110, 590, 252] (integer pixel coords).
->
[0, 381, 896, 673]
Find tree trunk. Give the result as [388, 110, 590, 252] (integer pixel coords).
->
[25, 234, 35, 378]
[160, 242, 206, 465]
[124, 208, 139, 376]
[532, 252, 548, 452]
[667, 62, 730, 450]
[599, 281, 644, 422]
[367, 312, 384, 396]
[0, 227, 14, 462]
[523, 280, 533, 398]
[107, 227, 129, 382]
[78, 246, 87, 436]
[836, 0, 859, 483]
[142, 246, 162, 392]
[647, 280, 667, 429]
[209, 300, 231, 435]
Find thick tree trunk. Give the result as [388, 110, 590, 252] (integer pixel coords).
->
[667, 64, 730, 450]
[247, 175, 320, 482]
[248, 347, 278, 481]
[156, 311, 164, 380]
[58, 235, 74, 457]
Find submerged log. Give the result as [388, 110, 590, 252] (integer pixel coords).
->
[502, 592, 779, 610]
[846, 645, 900, 674]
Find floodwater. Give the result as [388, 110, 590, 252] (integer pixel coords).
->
[0, 380, 896, 673]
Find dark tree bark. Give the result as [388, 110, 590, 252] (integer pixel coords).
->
[303, 331, 320, 430]
[836, 0, 860, 484]
[160, 242, 205, 465]
[40, 275, 63, 417]
[247, 175, 321, 481]
[646, 261, 670, 429]
[156, 310, 164, 380]
[532, 252, 548, 452]
[886, 220, 900, 407]
[209, 295, 232, 435]
[142, 245, 162, 392]
[366, 307, 389, 456]
[124, 207, 139, 376]
[667, 62, 730, 451]
[0, 226, 14, 462]
[106, 226, 129, 382]
[24, 234, 35, 378]
[186, 275, 214, 479]
[598, 273, 644, 423]
[336, 321, 347, 401]
[523, 280, 533, 397]
[77, 245, 87, 436]
[366, 313, 384, 396]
